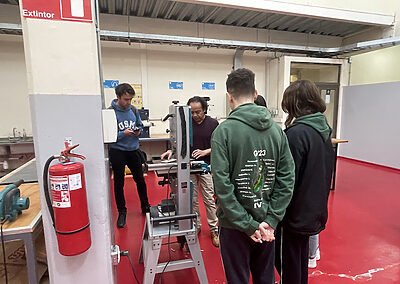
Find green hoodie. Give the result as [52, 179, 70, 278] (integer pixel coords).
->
[292, 112, 331, 141]
[211, 103, 295, 236]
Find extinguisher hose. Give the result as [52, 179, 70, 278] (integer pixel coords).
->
[43, 155, 58, 227]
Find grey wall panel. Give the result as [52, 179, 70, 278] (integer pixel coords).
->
[30, 94, 114, 283]
[340, 82, 400, 169]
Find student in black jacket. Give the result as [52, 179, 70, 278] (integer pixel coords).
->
[275, 80, 334, 284]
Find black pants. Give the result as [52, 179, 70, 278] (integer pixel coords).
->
[219, 227, 275, 284]
[275, 224, 309, 284]
[109, 148, 149, 213]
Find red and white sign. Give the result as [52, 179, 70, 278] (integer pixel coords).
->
[21, 0, 92, 23]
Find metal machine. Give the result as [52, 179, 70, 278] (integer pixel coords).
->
[138, 108, 151, 138]
[0, 179, 30, 222]
[141, 102, 208, 284]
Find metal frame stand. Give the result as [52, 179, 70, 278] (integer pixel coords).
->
[140, 213, 208, 284]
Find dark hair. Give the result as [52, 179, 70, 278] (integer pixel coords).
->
[281, 80, 326, 128]
[187, 96, 208, 113]
[226, 68, 256, 99]
[254, 95, 267, 108]
[115, 83, 135, 98]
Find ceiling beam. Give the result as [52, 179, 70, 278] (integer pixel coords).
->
[173, 0, 395, 26]
[1, 23, 399, 57]
[151, 0, 164, 18]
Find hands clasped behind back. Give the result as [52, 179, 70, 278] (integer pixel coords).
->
[250, 222, 275, 243]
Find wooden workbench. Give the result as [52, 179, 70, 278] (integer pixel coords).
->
[1, 183, 41, 232]
[0, 182, 42, 284]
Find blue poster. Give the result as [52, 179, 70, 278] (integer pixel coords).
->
[169, 81, 184, 90]
[202, 82, 215, 90]
[103, 80, 119, 88]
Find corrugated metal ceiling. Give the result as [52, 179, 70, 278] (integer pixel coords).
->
[1, 0, 376, 37]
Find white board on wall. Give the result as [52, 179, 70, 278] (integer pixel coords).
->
[340, 82, 400, 169]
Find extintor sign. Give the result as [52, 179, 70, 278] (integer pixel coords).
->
[21, 0, 92, 23]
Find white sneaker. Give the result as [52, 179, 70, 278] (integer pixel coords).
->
[308, 256, 317, 268]
[316, 248, 321, 261]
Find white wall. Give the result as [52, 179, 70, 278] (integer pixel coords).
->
[101, 44, 269, 133]
[340, 82, 400, 169]
[0, 36, 30, 138]
[338, 45, 400, 168]
[350, 45, 400, 85]
[0, 33, 272, 137]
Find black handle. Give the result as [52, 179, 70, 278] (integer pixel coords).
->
[162, 114, 173, 122]
[43, 156, 57, 226]
[13, 179, 24, 188]
[179, 107, 187, 159]
[152, 213, 197, 223]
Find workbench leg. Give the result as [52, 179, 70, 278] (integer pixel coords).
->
[24, 234, 38, 284]
[143, 239, 161, 284]
[186, 235, 208, 284]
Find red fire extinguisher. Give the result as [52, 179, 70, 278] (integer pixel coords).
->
[43, 143, 91, 256]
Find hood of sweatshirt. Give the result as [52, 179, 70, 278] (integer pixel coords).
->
[293, 112, 331, 141]
[227, 103, 273, 131]
[111, 99, 131, 112]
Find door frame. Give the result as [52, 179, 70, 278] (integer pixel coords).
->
[282, 56, 349, 138]
[316, 83, 340, 137]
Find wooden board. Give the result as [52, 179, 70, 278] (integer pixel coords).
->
[1, 183, 41, 233]
[149, 133, 170, 139]
[332, 138, 349, 144]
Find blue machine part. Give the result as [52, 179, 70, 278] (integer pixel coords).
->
[0, 180, 30, 222]
[190, 161, 210, 173]
[199, 162, 210, 173]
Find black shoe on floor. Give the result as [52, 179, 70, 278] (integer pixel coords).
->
[141, 204, 151, 214]
[117, 212, 126, 228]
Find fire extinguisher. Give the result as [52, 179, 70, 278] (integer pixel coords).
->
[43, 143, 91, 256]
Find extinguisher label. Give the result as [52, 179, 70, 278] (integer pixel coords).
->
[68, 173, 82, 190]
[50, 175, 71, 208]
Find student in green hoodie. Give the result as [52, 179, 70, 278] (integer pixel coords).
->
[275, 80, 334, 284]
[211, 68, 295, 283]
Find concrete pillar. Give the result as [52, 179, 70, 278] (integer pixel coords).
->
[19, 0, 114, 282]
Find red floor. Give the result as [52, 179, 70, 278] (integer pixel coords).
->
[113, 158, 400, 284]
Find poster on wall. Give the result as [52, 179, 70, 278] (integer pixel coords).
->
[103, 80, 119, 88]
[131, 83, 143, 109]
[169, 81, 184, 90]
[202, 82, 215, 90]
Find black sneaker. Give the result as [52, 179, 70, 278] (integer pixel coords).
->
[141, 204, 151, 214]
[117, 212, 126, 228]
